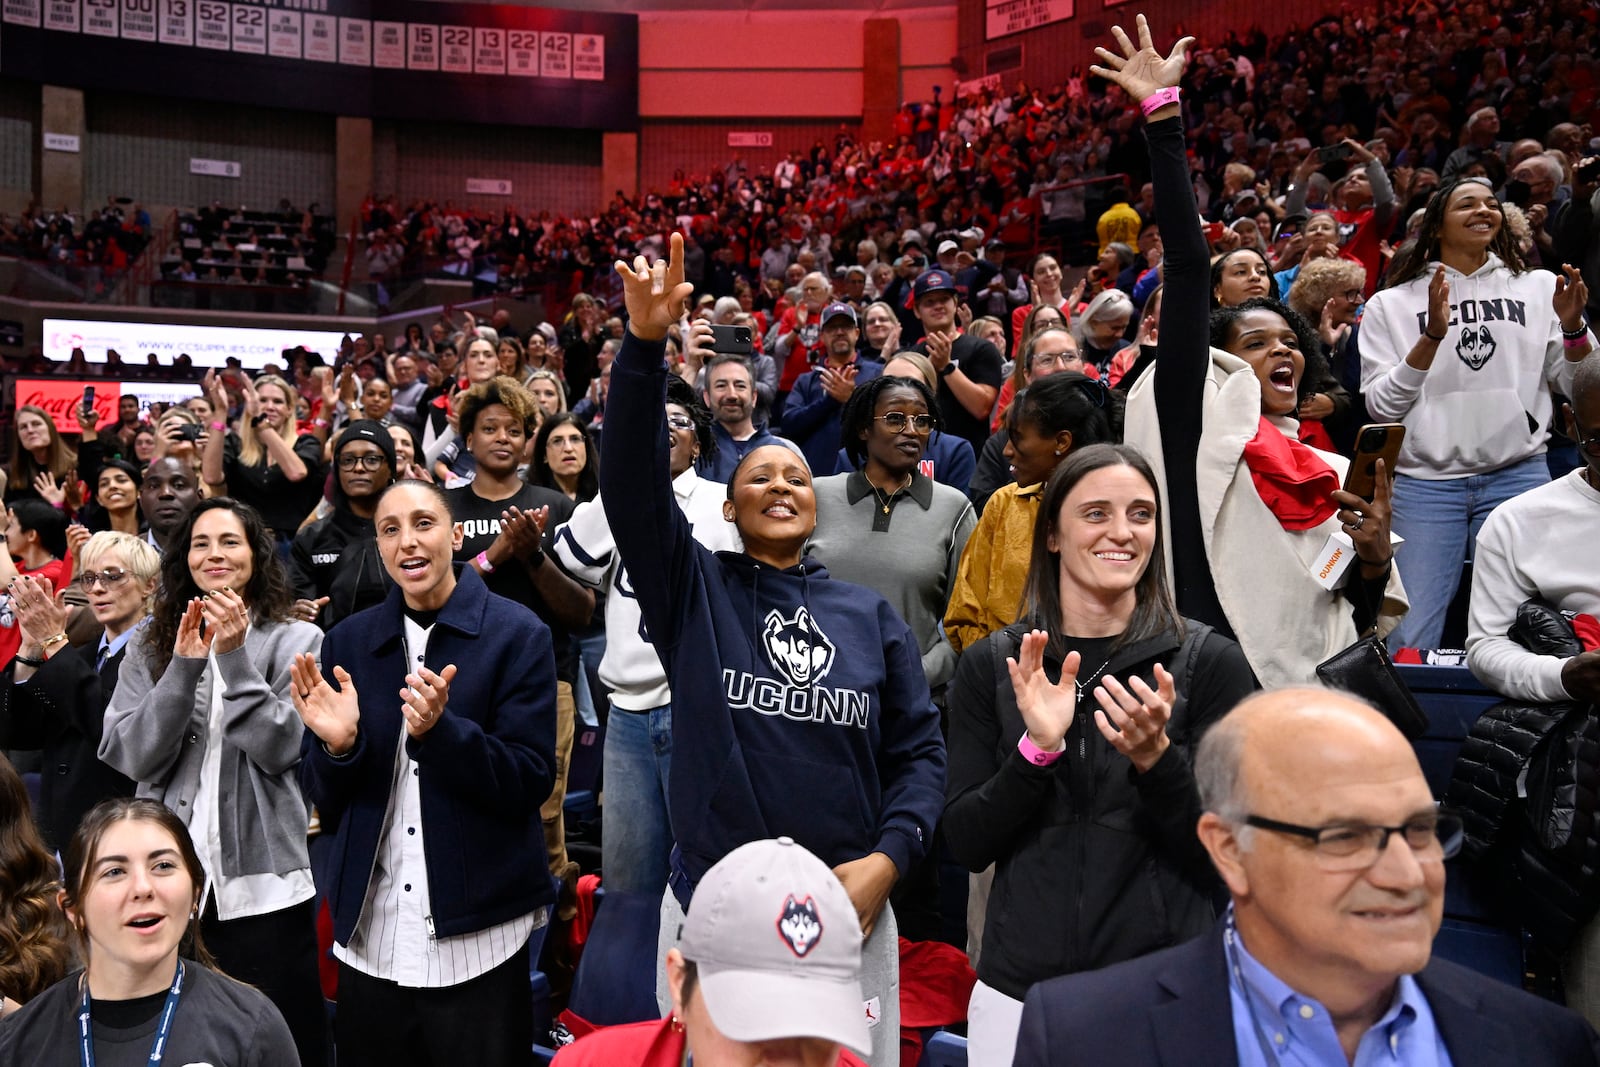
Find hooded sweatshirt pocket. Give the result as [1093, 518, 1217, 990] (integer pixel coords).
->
[731, 747, 876, 866]
[1405, 387, 1532, 474]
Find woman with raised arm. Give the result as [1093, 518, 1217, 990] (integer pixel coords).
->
[1107, 16, 1407, 687]
[200, 372, 324, 551]
[600, 234, 946, 1067]
[97, 498, 327, 1067]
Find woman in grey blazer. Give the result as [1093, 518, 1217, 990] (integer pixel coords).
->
[101, 497, 328, 1067]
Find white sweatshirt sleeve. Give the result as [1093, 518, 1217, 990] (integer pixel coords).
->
[1358, 280, 1432, 420]
[1466, 497, 1573, 703]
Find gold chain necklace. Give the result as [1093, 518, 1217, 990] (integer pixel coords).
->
[865, 471, 912, 515]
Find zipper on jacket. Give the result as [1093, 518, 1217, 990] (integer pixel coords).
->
[426, 915, 436, 946]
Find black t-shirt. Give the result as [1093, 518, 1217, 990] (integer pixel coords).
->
[222, 431, 327, 540]
[446, 482, 578, 682]
[917, 333, 1004, 455]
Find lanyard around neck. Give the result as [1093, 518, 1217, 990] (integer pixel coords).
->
[1224, 917, 1284, 1067]
[78, 961, 185, 1067]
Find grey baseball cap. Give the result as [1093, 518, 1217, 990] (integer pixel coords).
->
[679, 837, 869, 1054]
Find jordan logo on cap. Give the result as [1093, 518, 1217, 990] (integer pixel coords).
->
[777, 894, 823, 957]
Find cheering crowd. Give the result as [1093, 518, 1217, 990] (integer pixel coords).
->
[2, 2, 1600, 1065]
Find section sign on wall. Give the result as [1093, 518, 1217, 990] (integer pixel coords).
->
[985, 0, 1073, 40]
[0, 1, 639, 130]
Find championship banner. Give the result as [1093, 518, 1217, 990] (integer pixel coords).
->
[0, 1, 638, 129]
[15, 378, 204, 433]
[44, 317, 350, 370]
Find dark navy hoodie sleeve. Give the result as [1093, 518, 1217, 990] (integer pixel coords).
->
[871, 597, 947, 876]
[599, 331, 704, 657]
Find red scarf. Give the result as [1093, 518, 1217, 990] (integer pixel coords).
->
[1240, 417, 1340, 531]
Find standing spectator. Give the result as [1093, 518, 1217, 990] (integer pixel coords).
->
[1360, 179, 1592, 650]
[200, 372, 324, 551]
[99, 499, 328, 1067]
[1096, 186, 1143, 257]
[559, 294, 606, 405]
[604, 236, 946, 1067]
[773, 272, 835, 399]
[1, 532, 154, 850]
[137, 457, 201, 554]
[0, 502, 72, 671]
[288, 422, 395, 629]
[4, 407, 79, 511]
[387, 353, 428, 432]
[552, 377, 737, 895]
[295, 479, 558, 1067]
[912, 269, 1004, 455]
[1285, 142, 1399, 296]
[697, 355, 793, 484]
[782, 304, 884, 473]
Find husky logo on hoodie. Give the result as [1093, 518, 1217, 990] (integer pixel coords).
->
[761, 607, 836, 687]
[1455, 325, 1497, 371]
[777, 894, 823, 957]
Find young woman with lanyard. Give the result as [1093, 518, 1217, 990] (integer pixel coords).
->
[944, 445, 1256, 1065]
[0, 797, 298, 1065]
[98, 499, 328, 1067]
[1112, 17, 1408, 687]
[602, 234, 945, 1067]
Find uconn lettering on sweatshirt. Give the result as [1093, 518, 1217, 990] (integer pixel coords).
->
[1413, 298, 1527, 332]
[722, 606, 871, 728]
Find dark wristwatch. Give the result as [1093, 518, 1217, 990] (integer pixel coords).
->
[250, 414, 269, 429]
[940, 359, 959, 378]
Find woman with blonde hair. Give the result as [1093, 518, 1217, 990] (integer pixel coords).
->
[4, 406, 79, 512]
[2, 531, 157, 848]
[200, 371, 324, 550]
[0, 754, 74, 1018]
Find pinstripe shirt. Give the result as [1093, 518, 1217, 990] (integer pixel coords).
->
[332, 616, 545, 987]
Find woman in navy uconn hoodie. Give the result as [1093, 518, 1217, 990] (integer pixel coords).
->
[603, 235, 946, 1067]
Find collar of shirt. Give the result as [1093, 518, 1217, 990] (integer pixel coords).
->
[1226, 909, 1449, 1067]
[844, 469, 934, 511]
[98, 619, 145, 664]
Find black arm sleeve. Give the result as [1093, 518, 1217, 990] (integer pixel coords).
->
[1147, 115, 1229, 634]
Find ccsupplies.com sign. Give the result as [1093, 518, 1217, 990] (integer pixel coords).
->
[43, 319, 349, 370]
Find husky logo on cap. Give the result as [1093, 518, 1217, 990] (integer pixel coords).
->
[761, 607, 836, 688]
[778, 894, 823, 957]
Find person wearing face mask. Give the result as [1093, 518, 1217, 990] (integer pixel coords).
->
[2, 531, 155, 850]
[99, 498, 328, 1066]
[604, 235, 946, 1067]
[553, 838, 871, 1067]
[1113, 21, 1407, 687]
[289, 422, 396, 630]
[1360, 177, 1593, 651]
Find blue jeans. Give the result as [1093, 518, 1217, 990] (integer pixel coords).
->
[601, 704, 673, 895]
[573, 628, 606, 728]
[1386, 454, 1550, 651]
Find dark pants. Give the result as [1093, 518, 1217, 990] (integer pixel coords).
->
[202, 896, 329, 1067]
[334, 947, 533, 1067]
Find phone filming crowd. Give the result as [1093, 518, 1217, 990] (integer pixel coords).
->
[2, 8, 1600, 1066]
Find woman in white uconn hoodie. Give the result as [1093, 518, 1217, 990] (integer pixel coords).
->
[1360, 177, 1594, 650]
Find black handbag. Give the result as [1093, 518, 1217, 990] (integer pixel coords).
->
[1315, 635, 1430, 739]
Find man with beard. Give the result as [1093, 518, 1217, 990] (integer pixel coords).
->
[780, 303, 883, 473]
[289, 421, 396, 629]
[697, 355, 795, 484]
[136, 456, 201, 553]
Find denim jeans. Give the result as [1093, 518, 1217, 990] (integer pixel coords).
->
[1386, 454, 1550, 651]
[601, 704, 673, 895]
[573, 628, 606, 728]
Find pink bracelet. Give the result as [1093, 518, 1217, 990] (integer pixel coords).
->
[210, 421, 227, 431]
[1018, 732, 1065, 767]
[1140, 87, 1181, 117]
[475, 550, 495, 574]
[1564, 335, 1590, 350]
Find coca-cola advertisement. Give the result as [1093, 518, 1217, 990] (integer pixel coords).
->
[14, 379, 202, 434]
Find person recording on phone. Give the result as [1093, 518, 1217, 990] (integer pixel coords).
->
[1284, 138, 1398, 296]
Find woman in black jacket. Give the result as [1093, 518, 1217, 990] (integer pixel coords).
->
[287, 421, 395, 628]
[943, 444, 1256, 1066]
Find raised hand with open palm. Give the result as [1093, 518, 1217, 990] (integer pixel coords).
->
[1088, 14, 1193, 106]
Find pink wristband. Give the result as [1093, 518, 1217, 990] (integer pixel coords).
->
[1140, 87, 1181, 117]
[1565, 335, 1590, 350]
[210, 421, 227, 431]
[475, 550, 495, 574]
[1018, 733, 1065, 767]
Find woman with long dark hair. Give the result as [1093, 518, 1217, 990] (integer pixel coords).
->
[98, 498, 327, 1067]
[945, 445, 1255, 1064]
[0, 798, 298, 1063]
[0, 754, 73, 1018]
[529, 413, 599, 503]
[1112, 18, 1408, 686]
[1360, 176, 1593, 649]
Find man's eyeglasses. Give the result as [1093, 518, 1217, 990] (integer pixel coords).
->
[1243, 811, 1463, 872]
[75, 569, 130, 591]
[873, 412, 934, 434]
[337, 453, 389, 471]
[666, 414, 696, 431]
[1577, 427, 1600, 458]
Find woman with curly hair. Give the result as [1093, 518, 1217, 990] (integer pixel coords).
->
[0, 755, 74, 1018]
[98, 498, 328, 1067]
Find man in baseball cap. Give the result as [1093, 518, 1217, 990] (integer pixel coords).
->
[553, 838, 871, 1066]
